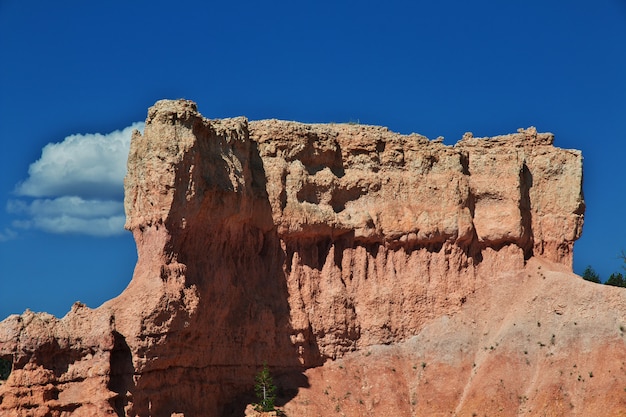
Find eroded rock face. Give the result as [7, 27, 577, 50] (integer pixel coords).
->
[2, 99, 619, 417]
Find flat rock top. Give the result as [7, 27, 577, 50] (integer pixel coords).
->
[123, 99, 583, 265]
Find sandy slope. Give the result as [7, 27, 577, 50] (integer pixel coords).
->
[281, 258, 626, 416]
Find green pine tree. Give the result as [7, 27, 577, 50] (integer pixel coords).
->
[606, 272, 626, 288]
[254, 362, 277, 412]
[582, 265, 600, 283]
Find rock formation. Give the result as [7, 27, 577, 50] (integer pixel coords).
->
[1, 99, 624, 417]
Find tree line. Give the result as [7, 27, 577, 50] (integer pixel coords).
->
[582, 250, 626, 287]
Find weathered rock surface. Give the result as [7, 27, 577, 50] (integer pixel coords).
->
[1, 99, 622, 417]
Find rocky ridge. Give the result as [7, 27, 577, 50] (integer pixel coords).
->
[1, 99, 623, 417]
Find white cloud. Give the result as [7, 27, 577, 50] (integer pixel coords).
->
[15, 122, 144, 200]
[12, 211, 126, 237]
[0, 227, 17, 242]
[6, 122, 143, 237]
[8, 196, 123, 219]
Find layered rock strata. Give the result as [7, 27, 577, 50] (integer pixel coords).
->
[2, 99, 618, 417]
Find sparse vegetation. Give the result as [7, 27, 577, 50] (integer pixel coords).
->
[584, 252, 626, 287]
[582, 265, 601, 283]
[254, 362, 277, 412]
[606, 272, 626, 287]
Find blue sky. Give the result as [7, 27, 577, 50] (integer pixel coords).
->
[1, 0, 625, 319]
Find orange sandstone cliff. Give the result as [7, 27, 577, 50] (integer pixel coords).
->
[1, 99, 625, 417]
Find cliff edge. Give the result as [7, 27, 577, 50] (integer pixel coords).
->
[2, 99, 624, 417]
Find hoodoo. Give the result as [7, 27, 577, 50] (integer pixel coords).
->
[2, 99, 624, 416]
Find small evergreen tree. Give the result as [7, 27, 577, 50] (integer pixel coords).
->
[254, 362, 277, 412]
[605, 272, 626, 288]
[582, 265, 600, 283]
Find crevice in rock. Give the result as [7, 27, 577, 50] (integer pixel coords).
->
[520, 162, 534, 261]
[108, 331, 134, 417]
[459, 151, 470, 176]
[0, 355, 11, 382]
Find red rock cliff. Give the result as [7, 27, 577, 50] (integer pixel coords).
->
[2, 99, 624, 417]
